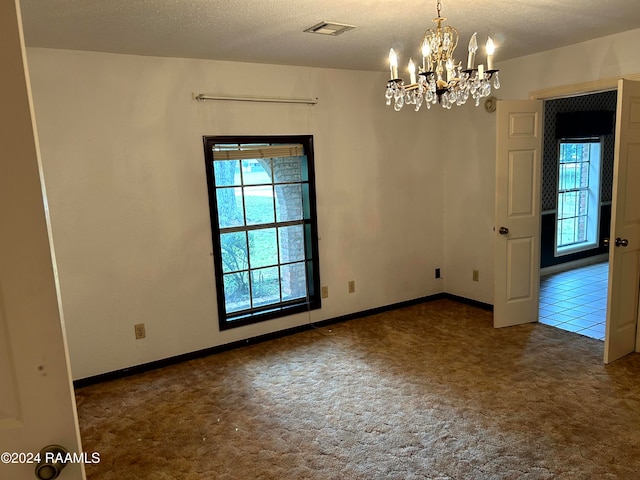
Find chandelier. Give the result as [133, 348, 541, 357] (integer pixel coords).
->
[385, 0, 500, 111]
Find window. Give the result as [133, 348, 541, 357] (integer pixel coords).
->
[203, 135, 321, 329]
[555, 137, 602, 255]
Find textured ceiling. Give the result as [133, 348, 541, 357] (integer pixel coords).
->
[19, 0, 640, 73]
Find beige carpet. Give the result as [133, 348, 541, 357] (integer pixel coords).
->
[76, 299, 640, 479]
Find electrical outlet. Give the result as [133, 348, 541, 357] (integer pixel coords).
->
[321, 286, 329, 298]
[473, 270, 479, 282]
[435, 268, 441, 279]
[348, 280, 355, 293]
[134, 323, 146, 339]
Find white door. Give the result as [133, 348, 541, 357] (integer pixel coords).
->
[0, 1, 85, 479]
[494, 100, 544, 328]
[604, 78, 640, 364]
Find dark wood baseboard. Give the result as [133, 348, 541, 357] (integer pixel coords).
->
[444, 293, 493, 311]
[73, 292, 491, 389]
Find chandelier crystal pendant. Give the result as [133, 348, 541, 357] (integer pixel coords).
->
[385, 0, 500, 111]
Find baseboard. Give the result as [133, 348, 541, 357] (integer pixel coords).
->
[73, 292, 486, 389]
[443, 293, 493, 311]
[540, 254, 608, 276]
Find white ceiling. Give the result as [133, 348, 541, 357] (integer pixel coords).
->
[19, 0, 640, 73]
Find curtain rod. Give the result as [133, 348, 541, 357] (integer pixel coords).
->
[194, 93, 318, 105]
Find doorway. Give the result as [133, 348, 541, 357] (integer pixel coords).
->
[537, 90, 617, 340]
[496, 83, 640, 362]
[539, 261, 608, 340]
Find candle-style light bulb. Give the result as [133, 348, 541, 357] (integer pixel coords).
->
[389, 48, 398, 80]
[467, 32, 478, 69]
[486, 37, 495, 70]
[422, 40, 431, 72]
[408, 58, 416, 84]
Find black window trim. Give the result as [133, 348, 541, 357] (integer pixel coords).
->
[203, 134, 321, 330]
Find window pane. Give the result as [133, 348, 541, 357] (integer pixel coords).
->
[213, 160, 241, 186]
[242, 159, 272, 185]
[577, 190, 589, 216]
[558, 218, 577, 246]
[251, 267, 280, 307]
[579, 162, 590, 188]
[249, 228, 277, 268]
[275, 184, 303, 222]
[244, 186, 275, 225]
[557, 192, 564, 219]
[281, 262, 307, 302]
[216, 187, 244, 228]
[273, 156, 302, 183]
[220, 232, 248, 273]
[559, 163, 578, 190]
[224, 272, 250, 313]
[558, 191, 576, 219]
[577, 215, 587, 242]
[279, 225, 305, 263]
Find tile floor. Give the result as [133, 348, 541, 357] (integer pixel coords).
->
[539, 261, 609, 341]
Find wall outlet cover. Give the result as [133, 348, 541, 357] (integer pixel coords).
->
[134, 323, 146, 339]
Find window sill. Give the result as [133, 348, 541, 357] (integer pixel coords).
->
[555, 241, 599, 257]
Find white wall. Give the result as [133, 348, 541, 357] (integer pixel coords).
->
[442, 27, 640, 305]
[498, 27, 640, 99]
[442, 105, 496, 303]
[26, 49, 445, 380]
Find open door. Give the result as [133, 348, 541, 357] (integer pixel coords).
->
[604, 78, 640, 364]
[0, 1, 85, 479]
[494, 100, 544, 328]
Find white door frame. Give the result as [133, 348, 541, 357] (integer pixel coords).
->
[531, 79, 640, 363]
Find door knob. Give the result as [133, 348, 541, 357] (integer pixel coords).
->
[35, 445, 69, 480]
[615, 237, 629, 247]
[604, 238, 610, 247]
[498, 226, 509, 235]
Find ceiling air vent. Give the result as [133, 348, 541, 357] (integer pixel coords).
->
[304, 21, 356, 36]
